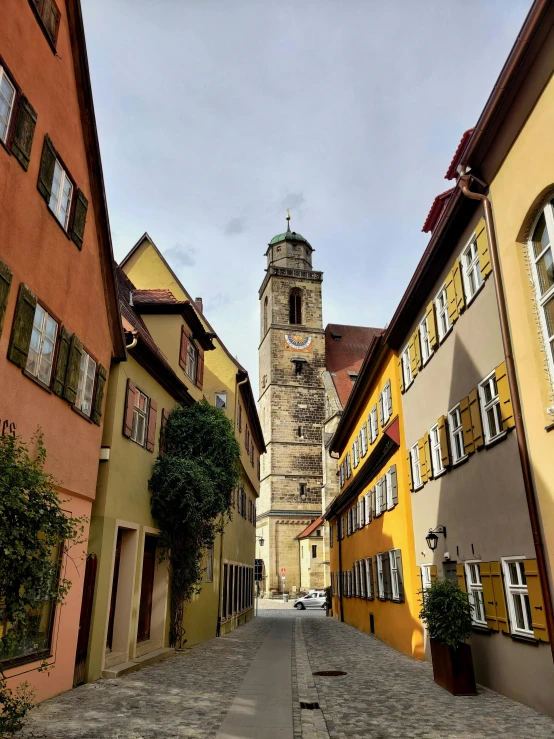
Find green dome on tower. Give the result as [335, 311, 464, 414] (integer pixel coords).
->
[269, 217, 311, 247]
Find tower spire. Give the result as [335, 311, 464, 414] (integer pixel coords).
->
[286, 207, 291, 233]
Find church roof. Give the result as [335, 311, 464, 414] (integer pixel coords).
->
[269, 230, 311, 245]
[326, 324, 383, 408]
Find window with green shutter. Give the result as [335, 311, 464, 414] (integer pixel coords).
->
[0, 259, 13, 338]
[7, 284, 37, 368]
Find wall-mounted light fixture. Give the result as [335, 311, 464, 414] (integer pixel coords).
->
[256, 535, 265, 547]
[425, 526, 447, 552]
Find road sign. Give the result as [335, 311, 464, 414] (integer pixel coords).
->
[281, 567, 286, 575]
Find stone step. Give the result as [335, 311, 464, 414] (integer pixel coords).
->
[101, 647, 175, 679]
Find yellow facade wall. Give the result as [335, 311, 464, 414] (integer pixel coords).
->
[329, 349, 424, 659]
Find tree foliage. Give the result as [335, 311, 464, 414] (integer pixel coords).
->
[419, 578, 473, 649]
[149, 400, 241, 648]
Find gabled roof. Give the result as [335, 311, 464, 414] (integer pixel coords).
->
[297, 516, 324, 540]
[422, 188, 455, 234]
[66, 0, 125, 360]
[325, 324, 383, 408]
[444, 129, 474, 180]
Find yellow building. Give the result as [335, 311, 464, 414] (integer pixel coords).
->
[325, 335, 423, 659]
[121, 234, 265, 645]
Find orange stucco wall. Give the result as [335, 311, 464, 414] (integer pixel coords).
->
[0, 1, 116, 701]
[329, 350, 424, 659]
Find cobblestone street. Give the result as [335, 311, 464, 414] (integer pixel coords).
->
[17, 608, 554, 739]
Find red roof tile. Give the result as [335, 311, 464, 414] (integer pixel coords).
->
[325, 324, 382, 408]
[422, 188, 454, 234]
[132, 289, 181, 305]
[297, 516, 324, 539]
[444, 128, 474, 181]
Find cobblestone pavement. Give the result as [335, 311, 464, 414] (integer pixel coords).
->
[17, 610, 554, 739]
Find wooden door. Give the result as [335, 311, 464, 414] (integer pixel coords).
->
[137, 536, 156, 643]
[106, 529, 123, 649]
[73, 553, 98, 687]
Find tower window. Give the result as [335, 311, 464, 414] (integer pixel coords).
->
[299, 483, 307, 499]
[297, 425, 302, 438]
[263, 296, 268, 335]
[289, 289, 302, 325]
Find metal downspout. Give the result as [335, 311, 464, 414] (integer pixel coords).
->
[459, 174, 554, 659]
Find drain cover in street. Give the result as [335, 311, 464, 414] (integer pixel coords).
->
[300, 702, 320, 710]
[312, 670, 347, 677]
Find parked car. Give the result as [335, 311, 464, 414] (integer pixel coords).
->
[294, 591, 326, 609]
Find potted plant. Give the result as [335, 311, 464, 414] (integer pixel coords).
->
[324, 586, 332, 617]
[419, 578, 476, 695]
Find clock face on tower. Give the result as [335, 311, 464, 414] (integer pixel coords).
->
[284, 334, 313, 352]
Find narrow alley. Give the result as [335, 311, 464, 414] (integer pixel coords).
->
[17, 607, 554, 739]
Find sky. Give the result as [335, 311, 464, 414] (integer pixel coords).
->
[82, 0, 531, 397]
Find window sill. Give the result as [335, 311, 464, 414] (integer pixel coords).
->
[502, 631, 539, 646]
[22, 368, 53, 394]
[465, 280, 485, 308]
[483, 431, 507, 449]
[471, 624, 492, 635]
[438, 326, 453, 344]
[71, 404, 94, 424]
[403, 380, 414, 393]
[45, 201, 72, 241]
[545, 420, 554, 433]
[431, 468, 447, 480]
[412, 484, 424, 493]
[422, 353, 433, 367]
[452, 454, 469, 467]
[1, 648, 52, 672]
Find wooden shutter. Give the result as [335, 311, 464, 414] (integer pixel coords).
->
[371, 486, 376, 519]
[179, 327, 188, 370]
[468, 388, 484, 449]
[390, 465, 398, 507]
[382, 552, 392, 600]
[495, 361, 515, 431]
[366, 491, 372, 524]
[71, 189, 88, 250]
[378, 393, 384, 426]
[123, 379, 137, 438]
[146, 401, 158, 451]
[386, 380, 393, 418]
[52, 326, 72, 396]
[417, 437, 427, 483]
[367, 559, 374, 601]
[430, 565, 437, 584]
[409, 334, 417, 377]
[475, 218, 492, 280]
[406, 451, 413, 492]
[11, 96, 37, 171]
[92, 364, 108, 425]
[456, 564, 467, 592]
[423, 432, 432, 482]
[398, 355, 405, 393]
[445, 268, 458, 324]
[524, 559, 550, 642]
[413, 330, 422, 373]
[63, 335, 83, 404]
[160, 408, 170, 454]
[426, 301, 438, 350]
[459, 396, 474, 454]
[7, 283, 37, 368]
[395, 550, 405, 603]
[196, 351, 204, 389]
[480, 562, 501, 631]
[490, 561, 509, 633]
[38, 0, 61, 47]
[37, 135, 57, 203]
[437, 415, 450, 468]
[0, 259, 13, 337]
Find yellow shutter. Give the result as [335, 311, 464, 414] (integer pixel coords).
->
[418, 437, 427, 483]
[423, 431, 432, 480]
[406, 451, 413, 492]
[468, 388, 484, 449]
[475, 218, 492, 280]
[426, 301, 438, 350]
[413, 329, 423, 372]
[453, 258, 466, 315]
[480, 562, 499, 631]
[456, 564, 467, 592]
[445, 268, 458, 324]
[398, 355, 405, 393]
[437, 415, 450, 467]
[524, 559, 550, 642]
[430, 565, 437, 583]
[409, 334, 417, 377]
[459, 396, 474, 455]
[490, 561, 510, 633]
[495, 361, 515, 431]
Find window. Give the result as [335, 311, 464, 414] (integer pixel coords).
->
[529, 206, 554, 383]
[390, 549, 401, 601]
[381, 380, 392, 425]
[360, 424, 368, 456]
[76, 351, 96, 417]
[30, 0, 61, 49]
[311, 544, 317, 559]
[435, 285, 451, 341]
[419, 316, 433, 365]
[410, 443, 422, 489]
[375, 477, 385, 516]
[448, 405, 465, 463]
[385, 466, 397, 510]
[25, 304, 58, 386]
[429, 423, 444, 477]
[365, 558, 373, 599]
[465, 562, 486, 626]
[330, 523, 334, 549]
[0, 65, 16, 144]
[186, 340, 198, 382]
[503, 558, 533, 637]
[479, 372, 503, 443]
[49, 159, 73, 230]
[346, 452, 352, 478]
[215, 392, 227, 409]
[461, 238, 483, 302]
[401, 345, 413, 389]
[299, 483, 307, 499]
[353, 438, 359, 468]
[376, 554, 385, 599]
[369, 405, 378, 443]
[263, 296, 268, 335]
[289, 289, 302, 324]
[205, 546, 214, 583]
[339, 463, 344, 488]
[131, 389, 149, 445]
[420, 565, 433, 591]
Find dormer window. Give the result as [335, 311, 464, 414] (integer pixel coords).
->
[289, 289, 302, 325]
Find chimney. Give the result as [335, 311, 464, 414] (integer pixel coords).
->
[195, 297, 203, 313]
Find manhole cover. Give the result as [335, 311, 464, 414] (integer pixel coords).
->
[312, 670, 347, 677]
[300, 701, 320, 710]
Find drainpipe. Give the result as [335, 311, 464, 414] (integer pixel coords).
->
[337, 517, 344, 623]
[459, 173, 554, 657]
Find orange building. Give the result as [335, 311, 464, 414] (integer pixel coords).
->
[325, 335, 423, 659]
[0, 0, 124, 700]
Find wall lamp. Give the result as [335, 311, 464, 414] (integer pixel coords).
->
[426, 526, 447, 552]
[256, 535, 265, 547]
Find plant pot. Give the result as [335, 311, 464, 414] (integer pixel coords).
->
[429, 638, 477, 696]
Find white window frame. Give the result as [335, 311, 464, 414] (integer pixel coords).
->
[49, 159, 74, 230]
[502, 556, 534, 638]
[479, 371, 504, 444]
[339, 463, 344, 488]
[214, 391, 227, 409]
[464, 561, 487, 626]
[0, 65, 16, 144]
[461, 236, 483, 304]
[359, 560, 366, 598]
[26, 304, 58, 386]
[401, 345, 413, 389]
[390, 549, 400, 601]
[448, 404, 465, 464]
[429, 423, 444, 477]
[186, 340, 198, 382]
[360, 423, 368, 456]
[385, 468, 394, 510]
[369, 405, 378, 443]
[353, 438, 359, 468]
[365, 557, 373, 599]
[376, 553, 384, 599]
[528, 205, 554, 387]
[410, 443, 422, 490]
[435, 284, 451, 342]
[131, 388, 149, 446]
[382, 380, 392, 425]
[346, 452, 352, 478]
[76, 350, 96, 418]
[419, 316, 433, 365]
[420, 564, 433, 591]
[375, 477, 384, 516]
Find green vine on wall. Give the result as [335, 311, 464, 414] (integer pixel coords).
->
[149, 400, 240, 649]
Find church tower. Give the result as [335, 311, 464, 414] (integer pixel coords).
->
[257, 216, 325, 595]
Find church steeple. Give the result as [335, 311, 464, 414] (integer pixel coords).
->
[264, 215, 314, 271]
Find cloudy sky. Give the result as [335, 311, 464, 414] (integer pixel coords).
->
[82, 0, 531, 396]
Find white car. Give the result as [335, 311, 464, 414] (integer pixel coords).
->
[294, 591, 326, 609]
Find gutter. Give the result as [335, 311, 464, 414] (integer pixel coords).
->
[459, 173, 554, 658]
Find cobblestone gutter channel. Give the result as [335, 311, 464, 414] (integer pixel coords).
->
[293, 618, 330, 739]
